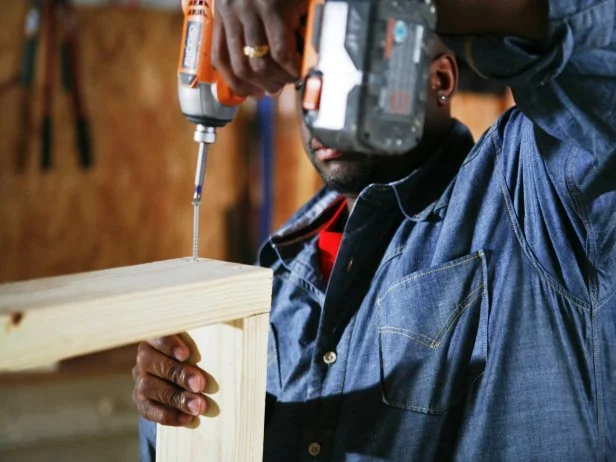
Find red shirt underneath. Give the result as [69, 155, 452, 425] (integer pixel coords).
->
[317, 199, 347, 280]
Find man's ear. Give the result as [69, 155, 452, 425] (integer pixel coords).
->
[429, 53, 458, 106]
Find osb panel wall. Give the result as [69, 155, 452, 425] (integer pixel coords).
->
[0, 3, 248, 283]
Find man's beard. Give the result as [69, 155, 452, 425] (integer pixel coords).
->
[308, 148, 378, 195]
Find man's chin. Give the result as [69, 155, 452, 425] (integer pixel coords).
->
[310, 150, 375, 195]
[321, 172, 373, 195]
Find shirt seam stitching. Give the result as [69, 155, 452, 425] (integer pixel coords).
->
[564, 150, 600, 303]
[492, 127, 591, 311]
[378, 253, 482, 303]
[378, 282, 484, 349]
[326, 313, 359, 460]
[592, 314, 606, 457]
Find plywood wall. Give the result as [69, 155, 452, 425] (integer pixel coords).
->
[0, 3, 251, 283]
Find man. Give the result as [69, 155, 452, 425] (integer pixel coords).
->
[134, 1, 616, 460]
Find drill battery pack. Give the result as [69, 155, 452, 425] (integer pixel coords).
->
[302, 0, 437, 155]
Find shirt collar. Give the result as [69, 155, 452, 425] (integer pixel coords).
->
[259, 120, 475, 266]
[390, 119, 475, 221]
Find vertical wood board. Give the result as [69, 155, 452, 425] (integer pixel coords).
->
[156, 314, 269, 462]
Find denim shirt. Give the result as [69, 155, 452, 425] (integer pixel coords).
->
[139, 1, 616, 460]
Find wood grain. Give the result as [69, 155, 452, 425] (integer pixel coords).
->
[0, 258, 272, 371]
[156, 313, 269, 462]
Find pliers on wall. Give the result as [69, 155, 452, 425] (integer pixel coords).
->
[21, 0, 93, 171]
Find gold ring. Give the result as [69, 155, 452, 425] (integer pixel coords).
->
[243, 44, 270, 59]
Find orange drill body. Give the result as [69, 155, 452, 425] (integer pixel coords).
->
[178, 0, 243, 127]
[178, 0, 245, 259]
[301, 0, 325, 78]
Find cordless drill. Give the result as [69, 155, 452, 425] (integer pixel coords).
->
[301, 0, 436, 155]
[178, 0, 244, 259]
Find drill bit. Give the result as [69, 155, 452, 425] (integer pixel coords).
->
[191, 125, 216, 260]
[192, 141, 208, 260]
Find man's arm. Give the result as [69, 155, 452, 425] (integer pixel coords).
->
[435, 0, 549, 43]
[439, 1, 616, 303]
[439, 0, 616, 151]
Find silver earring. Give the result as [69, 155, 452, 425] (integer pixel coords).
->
[439, 95, 448, 102]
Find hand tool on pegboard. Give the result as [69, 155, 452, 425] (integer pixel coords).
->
[40, 0, 56, 169]
[37, 0, 93, 171]
[15, 0, 44, 171]
[58, 0, 93, 168]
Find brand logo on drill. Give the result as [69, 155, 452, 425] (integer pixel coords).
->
[183, 21, 203, 71]
[393, 20, 408, 44]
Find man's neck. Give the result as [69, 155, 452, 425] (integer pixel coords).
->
[342, 120, 454, 217]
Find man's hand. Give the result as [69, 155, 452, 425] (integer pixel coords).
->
[212, 0, 307, 97]
[132, 335, 208, 426]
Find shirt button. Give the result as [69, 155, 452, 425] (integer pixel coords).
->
[323, 351, 337, 365]
[308, 442, 321, 456]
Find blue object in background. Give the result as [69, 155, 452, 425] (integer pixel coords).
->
[257, 96, 275, 244]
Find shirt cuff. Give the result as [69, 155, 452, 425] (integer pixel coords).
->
[442, 0, 615, 87]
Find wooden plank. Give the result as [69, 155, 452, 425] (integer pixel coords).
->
[0, 258, 272, 371]
[156, 313, 269, 462]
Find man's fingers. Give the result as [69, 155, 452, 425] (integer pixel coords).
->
[211, 18, 245, 95]
[261, 13, 301, 79]
[239, 13, 288, 93]
[217, 14, 263, 96]
[137, 343, 207, 393]
[147, 335, 189, 361]
[224, 17, 260, 92]
[135, 396, 196, 427]
[135, 373, 207, 417]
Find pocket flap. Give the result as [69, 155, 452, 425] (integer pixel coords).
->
[378, 251, 486, 349]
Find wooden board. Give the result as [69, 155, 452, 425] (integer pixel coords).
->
[156, 314, 269, 462]
[0, 258, 272, 371]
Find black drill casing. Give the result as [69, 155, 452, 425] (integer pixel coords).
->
[303, 0, 436, 155]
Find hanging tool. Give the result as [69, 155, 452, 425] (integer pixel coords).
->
[58, 0, 93, 168]
[41, 0, 56, 169]
[39, 0, 93, 171]
[16, 0, 45, 171]
[177, 0, 244, 259]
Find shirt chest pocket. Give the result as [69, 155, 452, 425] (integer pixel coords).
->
[377, 251, 489, 414]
